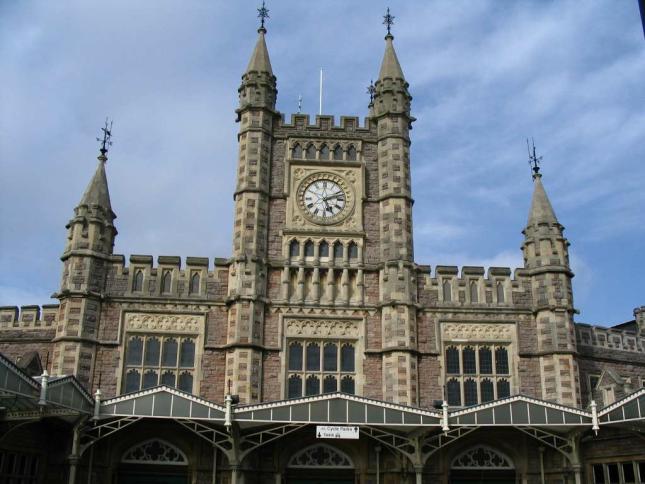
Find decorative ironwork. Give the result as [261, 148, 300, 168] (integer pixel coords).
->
[451, 445, 514, 469]
[527, 137, 542, 178]
[367, 80, 376, 104]
[122, 439, 187, 465]
[288, 443, 353, 469]
[383, 8, 395, 36]
[257, 1, 269, 31]
[97, 118, 113, 157]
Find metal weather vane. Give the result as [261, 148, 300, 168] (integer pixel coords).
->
[383, 7, 395, 36]
[97, 118, 113, 158]
[526, 138, 543, 178]
[257, 1, 269, 31]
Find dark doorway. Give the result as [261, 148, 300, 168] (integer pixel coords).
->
[119, 472, 188, 484]
[450, 469, 516, 484]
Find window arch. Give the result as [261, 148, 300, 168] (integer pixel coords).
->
[348, 242, 358, 259]
[446, 346, 460, 374]
[495, 347, 509, 374]
[319, 144, 330, 160]
[292, 143, 302, 159]
[288, 443, 354, 469]
[451, 446, 514, 469]
[133, 270, 144, 292]
[333, 145, 343, 161]
[304, 240, 314, 257]
[447, 378, 461, 406]
[289, 239, 300, 258]
[469, 281, 478, 303]
[122, 439, 188, 465]
[305, 144, 316, 160]
[189, 272, 200, 294]
[319, 240, 329, 258]
[333, 241, 344, 260]
[346, 145, 357, 160]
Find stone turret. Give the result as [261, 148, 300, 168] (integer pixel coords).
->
[226, 25, 277, 403]
[522, 172, 580, 406]
[372, 31, 418, 405]
[52, 147, 117, 387]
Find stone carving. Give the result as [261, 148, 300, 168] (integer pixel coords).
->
[443, 323, 513, 341]
[285, 319, 360, 338]
[125, 312, 203, 333]
[122, 439, 187, 465]
[451, 446, 513, 469]
[288, 444, 353, 469]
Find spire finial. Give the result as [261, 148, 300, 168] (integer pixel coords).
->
[367, 80, 376, 105]
[257, 1, 269, 33]
[527, 137, 542, 179]
[97, 118, 113, 162]
[383, 7, 395, 38]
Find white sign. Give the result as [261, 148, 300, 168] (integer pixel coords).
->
[316, 425, 359, 439]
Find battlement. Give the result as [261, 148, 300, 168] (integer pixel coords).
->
[104, 254, 230, 299]
[416, 265, 531, 307]
[278, 114, 373, 133]
[576, 322, 645, 354]
[0, 304, 59, 330]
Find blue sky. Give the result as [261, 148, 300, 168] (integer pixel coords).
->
[0, 1, 643, 326]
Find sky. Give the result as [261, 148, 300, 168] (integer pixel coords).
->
[0, 1, 643, 326]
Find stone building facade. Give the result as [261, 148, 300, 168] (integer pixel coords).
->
[1, 16, 644, 484]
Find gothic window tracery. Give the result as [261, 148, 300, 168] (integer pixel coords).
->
[346, 145, 357, 160]
[333, 145, 343, 161]
[319, 144, 330, 160]
[319, 241, 329, 258]
[496, 282, 505, 303]
[133, 270, 144, 292]
[292, 143, 303, 159]
[305, 144, 316, 160]
[189, 272, 200, 294]
[443, 280, 452, 302]
[161, 270, 172, 294]
[122, 439, 188, 465]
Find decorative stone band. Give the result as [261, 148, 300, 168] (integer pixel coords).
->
[442, 323, 514, 341]
[285, 319, 360, 338]
[125, 312, 204, 333]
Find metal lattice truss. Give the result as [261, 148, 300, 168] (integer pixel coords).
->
[79, 416, 141, 455]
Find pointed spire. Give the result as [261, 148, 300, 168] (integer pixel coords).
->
[79, 156, 112, 212]
[378, 33, 405, 81]
[527, 174, 558, 226]
[245, 29, 273, 75]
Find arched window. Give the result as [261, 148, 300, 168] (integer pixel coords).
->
[479, 347, 492, 374]
[323, 343, 337, 371]
[161, 338, 178, 366]
[447, 378, 461, 406]
[323, 375, 337, 393]
[462, 347, 476, 374]
[304, 240, 314, 257]
[495, 347, 509, 374]
[177, 371, 193, 392]
[333, 145, 343, 161]
[319, 144, 330, 160]
[497, 378, 510, 398]
[340, 375, 355, 394]
[340, 344, 355, 372]
[496, 282, 505, 303]
[288, 375, 302, 398]
[122, 439, 188, 465]
[306, 343, 320, 371]
[333, 242, 344, 259]
[288, 444, 354, 469]
[470, 281, 478, 303]
[133, 270, 144, 292]
[348, 242, 358, 259]
[346, 145, 357, 160]
[142, 369, 158, 389]
[189, 272, 200, 294]
[319, 241, 329, 258]
[480, 378, 494, 403]
[451, 446, 514, 469]
[161, 370, 175, 387]
[305, 144, 316, 160]
[292, 143, 302, 159]
[161, 270, 172, 293]
[306, 375, 320, 395]
[179, 339, 195, 368]
[144, 337, 160, 366]
[443, 280, 452, 302]
[289, 240, 300, 258]
[446, 346, 460, 374]
[125, 369, 140, 393]
[126, 336, 143, 365]
[464, 378, 477, 406]
[289, 342, 303, 371]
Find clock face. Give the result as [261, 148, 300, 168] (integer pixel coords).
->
[302, 179, 346, 219]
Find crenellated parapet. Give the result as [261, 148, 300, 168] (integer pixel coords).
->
[416, 265, 531, 309]
[277, 114, 374, 135]
[576, 323, 645, 354]
[0, 305, 59, 330]
[103, 254, 230, 300]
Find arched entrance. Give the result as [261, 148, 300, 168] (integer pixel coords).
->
[286, 443, 354, 484]
[449, 446, 516, 484]
[118, 439, 189, 484]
